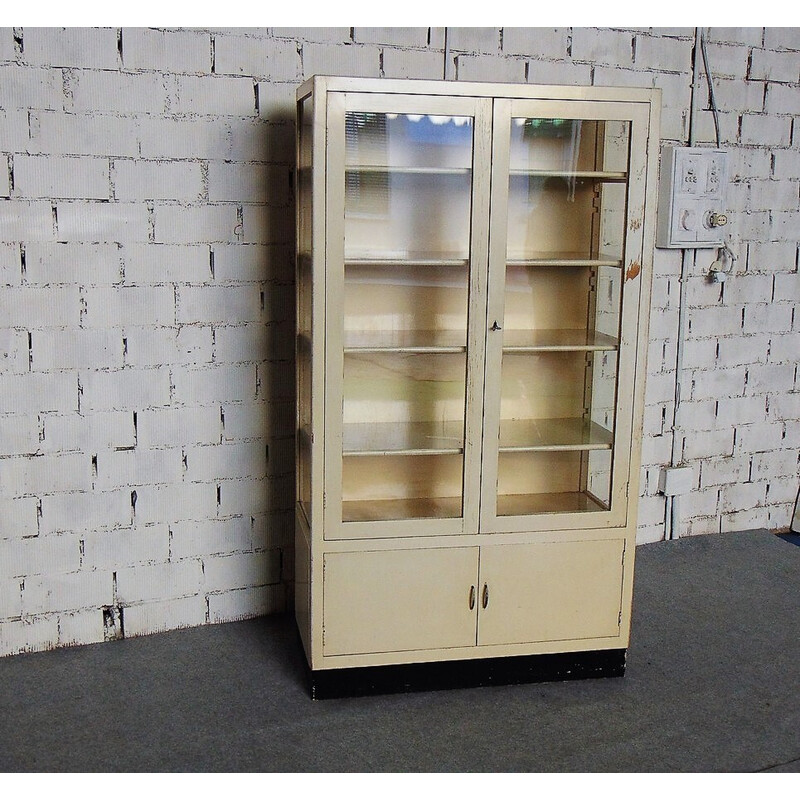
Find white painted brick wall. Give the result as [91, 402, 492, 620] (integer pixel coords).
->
[1, 26, 798, 658]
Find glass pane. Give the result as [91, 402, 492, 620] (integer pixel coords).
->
[497, 117, 630, 516]
[342, 111, 474, 523]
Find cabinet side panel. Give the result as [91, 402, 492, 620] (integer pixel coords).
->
[294, 509, 312, 664]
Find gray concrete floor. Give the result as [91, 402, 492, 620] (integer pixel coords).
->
[1, 529, 799, 772]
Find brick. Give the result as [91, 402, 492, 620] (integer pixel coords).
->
[137, 405, 221, 448]
[113, 159, 204, 202]
[0, 415, 39, 457]
[122, 27, 211, 74]
[272, 28, 352, 44]
[0, 200, 55, 241]
[207, 582, 286, 622]
[202, 549, 280, 592]
[31, 329, 124, 370]
[214, 324, 269, 363]
[177, 326, 213, 364]
[55, 201, 151, 243]
[721, 273, 773, 305]
[747, 177, 799, 212]
[172, 364, 256, 405]
[3, 285, 80, 327]
[445, 28, 501, 53]
[637, 493, 666, 526]
[28, 111, 140, 158]
[208, 162, 289, 203]
[229, 119, 292, 163]
[39, 490, 131, 535]
[501, 28, 569, 60]
[24, 27, 119, 70]
[681, 337, 718, 370]
[710, 78, 765, 115]
[751, 449, 799, 479]
[0, 64, 65, 111]
[763, 29, 800, 50]
[211, 244, 291, 284]
[634, 33, 693, 73]
[170, 516, 251, 559]
[22, 569, 113, 614]
[123, 594, 206, 638]
[122, 327, 178, 367]
[765, 478, 800, 506]
[716, 334, 770, 367]
[83, 286, 175, 328]
[749, 48, 800, 83]
[715, 396, 768, 427]
[255, 80, 297, 121]
[122, 243, 210, 285]
[698, 41, 750, 79]
[70, 69, 168, 114]
[0, 108, 29, 153]
[690, 366, 746, 401]
[746, 363, 796, 394]
[720, 480, 768, 513]
[24, 242, 123, 285]
[769, 333, 800, 362]
[214, 34, 299, 80]
[0, 617, 60, 656]
[743, 303, 793, 334]
[773, 273, 799, 302]
[0, 452, 91, 496]
[171, 74, 256, 116]
[0, 329, 29, 373]
[217, 476, 285, 516]
[0, 155, 9, 197]
[153, 204, 239, 245]
[0, 497, 39, 539]
[300, 42, 381, 79]
[220, 402, 271, 441]
[700, 453, 752, 487]
[736, 421, 786, 453]
[241, 204, 293, 245]
[177, 285, 262, 324]
[251, 509, 293, 550]
[82, 525, 170, 570]
[766, 82, 800, 116]
[116, 559, 203, 604]
[39, 410, 135, 453]
[95, 447, 183, 490]
[80, 367, 171, 411]
[184, 441, 267, 482]
[0, 534, 82, 578]
[0, 578, 22, 621]
[572, 28, 634, 66]
[132, 482, 217, 526]
[0, 373, 77, 413]
[688, 486, 721, 518]
[766, 392, 800, 422]
[137, 116, 231, 160]
[0, 242, 19, 287]
[58, 609, 105, 646]
[682, 428, 735, 459]
[676, 399, 717, 431]
[456, 54, 525, 83]
[708, 28, 764, 47]
[382, 48, 445, 80]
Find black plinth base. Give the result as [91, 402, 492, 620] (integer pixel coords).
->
[308, 648, 626, 699]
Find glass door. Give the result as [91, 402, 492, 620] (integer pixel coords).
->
[325, 92, 491, 540]
[481, 98, 651, 533]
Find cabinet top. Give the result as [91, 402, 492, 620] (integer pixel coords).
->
[296, 75, 661, 105]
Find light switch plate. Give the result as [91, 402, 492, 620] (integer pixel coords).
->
[656, 146, 729, 248]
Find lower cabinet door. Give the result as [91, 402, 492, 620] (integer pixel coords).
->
[477, 539, 625, 647]
[323, 547, 480, 656]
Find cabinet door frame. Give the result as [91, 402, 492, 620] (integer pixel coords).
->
[480, 97, 653, 534]
[323, 90, 493, 541]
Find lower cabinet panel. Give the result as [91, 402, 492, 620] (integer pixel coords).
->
[477, 539, 625, 646]
[323, 547, 479, 656]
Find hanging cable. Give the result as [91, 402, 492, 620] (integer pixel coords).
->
[699, 30, 721, 148]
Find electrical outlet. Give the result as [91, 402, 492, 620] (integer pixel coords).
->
[656, 146, 729, 248]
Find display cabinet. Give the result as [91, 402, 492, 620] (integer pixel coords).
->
[295, 77, 660, 698]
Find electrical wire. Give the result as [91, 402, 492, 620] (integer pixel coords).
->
[699, 30, 721, 148]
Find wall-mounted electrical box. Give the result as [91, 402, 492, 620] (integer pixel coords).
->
[656, 146, 729, 248]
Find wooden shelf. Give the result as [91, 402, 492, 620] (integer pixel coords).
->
[343, 419, 464, 456]
[509, 169, 627, 182]
[344, 329, 466, 353]
[346, 252, 469, 267]
[342, 495, 463, 522]
[496, 491, 609, 516]
[346, 164, 471, 176]
[506, 252, 622, 267]
[498, 418, 613, 452]
[501, 329, 619, 352]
